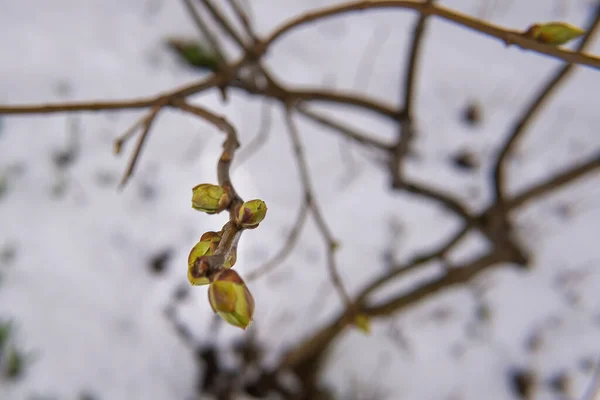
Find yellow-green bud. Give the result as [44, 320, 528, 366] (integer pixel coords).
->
[353, 313, 371, 335]
[235, 199, 267, 229]
[191, 184, 230, 214]
[208, 269, 255, 330]
[187, 241, 212, 286]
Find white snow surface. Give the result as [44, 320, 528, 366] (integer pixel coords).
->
[0, 0, 599, 399]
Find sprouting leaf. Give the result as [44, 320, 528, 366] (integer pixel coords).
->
[165, 38, 222, 72]
[523, 22, 585, 46]
[353, 313, 371, 335]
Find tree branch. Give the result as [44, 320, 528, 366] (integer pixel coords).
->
[261, 0, 600, 70]
[492, 5, 600, 205]
[283, 105, 352, 307]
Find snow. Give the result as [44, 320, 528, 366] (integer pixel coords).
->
[1, 0, 599, 399]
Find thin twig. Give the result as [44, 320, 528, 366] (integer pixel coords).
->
[118, 105, 161, 188]
[235, 100, 273, 168]
[261, 1, 600, 70]
[234, 79, 399, 120]
[295, 105, 391, 150]
[199, 0, 249, 50]
[493, 5, 600, 205]
[507, 152, 600, 210]
[283, 106, 352, 307]
[182, 0, 227, 62]
[226, 0, 258, 43]
[353, 25, 390, 91]
[113, 112, 154, 156]
[390, 0, 436, 188]
[363, 251, 504, 316]
[356, 224, 470, 301]
[246, 202, 309, 281]
[582, 357, 600, 400]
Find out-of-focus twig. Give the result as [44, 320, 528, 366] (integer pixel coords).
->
[493, 5, 600, 205]
[283, 105, 352, 307]
[246, 202, 309, 281]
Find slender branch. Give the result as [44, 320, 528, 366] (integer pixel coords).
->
[246, 202, 309, 281]
[199, 0, 249, 50]
[235, 100, 273, 167]
[507, 152, 600, 210]
[261, 0, 600, 70]
[356, 224, 470, 301]
[113, 111, 156, 155]
[226, 0, 258, 43]
[295, 105, 391, 150]
[118, 105, 161, 188]
[283, 106, 352, 307]
[403, 0, 435, 117]
[182, 0, 228, 63]
[234, 79, 399, 119]
[492, 5, 600, 204]
[362, 251, 504, 316]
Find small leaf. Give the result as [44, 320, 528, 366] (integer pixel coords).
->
[166, 38, 222, 72]
[523, 22, 585, 46]
[353, 314, 371, 335]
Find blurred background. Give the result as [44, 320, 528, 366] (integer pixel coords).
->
[0, 0, 599, 399]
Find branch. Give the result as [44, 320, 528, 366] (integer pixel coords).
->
[506, 152, 600, 210]
[362, 251, 504, 316]
[356, 223, 470, 301]
[182, 0, 228, 63]
[118, 105, 161, 188]
[234, 79, 399, 119]
[234, 100, 273, 167]
[389, 0, 436, 187]
[199, 0, 249, 51]
[261, 0, 600, 70]
[226, 0, 258, 43]
[283, 105, 352, 307]
[492, 5, 600, 204]
[246, 202, 309, 281]
[295, 104, 391, 150]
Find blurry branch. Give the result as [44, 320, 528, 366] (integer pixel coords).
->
[295, 105, 390, 150]
[182, 0, 227, 64]
[199, 0, 249, 51]
[507, 152, 600, 210]
[117, 104, 161, 187]
[283, 106, 351, 307]
[235, 100, 273, 167]
[353, 26, 390, 91]
[1, 0, 600, 395]
[246, 202, 309, 281]
[493, 6, 600, 205]
[582, 358, 600, 400]
[363, 251, 505, 317]
[226, 0, 258, 43]
[262, 0, 600, 69]
[390, 0, 436, 187]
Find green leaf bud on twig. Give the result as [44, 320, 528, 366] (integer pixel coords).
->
[522, 22, 584, 46]
[353, 313, 371, 335]
[235, 199, 267, 229]
[208, 269, 255, 330]
[191, 184, 230, 214]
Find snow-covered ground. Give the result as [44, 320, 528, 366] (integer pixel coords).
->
[0, 0, 599, 399]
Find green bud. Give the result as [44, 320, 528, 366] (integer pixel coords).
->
[187, 241, 212, 286]
[353, 314, 371, 335]
[191, 184, 230, 214]
[208, 269, 255, 330]
[235, 199, 267, 229]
